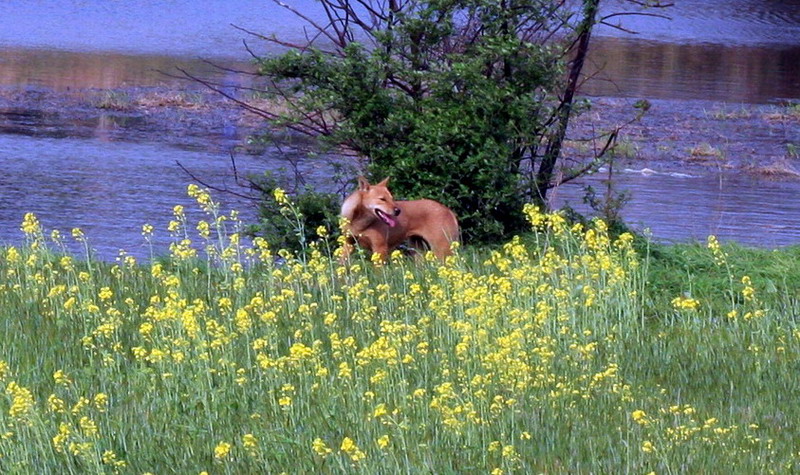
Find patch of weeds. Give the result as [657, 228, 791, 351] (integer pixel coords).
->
[611, 138, 639, 159]
[93, 90, 132, 111]
[688, 142, 724, 163]
[705, 105, 753, 120]
[787, 143, 798, 159]
[134, 91, 206, 109]
[763, 103, 800, 122]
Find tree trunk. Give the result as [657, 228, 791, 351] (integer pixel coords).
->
[534, 0, 600, 204]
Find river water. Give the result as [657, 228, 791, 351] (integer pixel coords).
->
[1, 0, 799, 258]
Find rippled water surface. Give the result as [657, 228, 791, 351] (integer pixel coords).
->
[598, 0, 800, 47]
[0, 134, 266, 259]
[553, 169, 800, 248]
[2, 0, 798, 54]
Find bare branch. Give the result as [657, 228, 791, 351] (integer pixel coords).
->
[601, 11, 671, 22]
[231, 24, 337, 55]
[557, 128, 618, 186]
[176, 160, 257, 201]
[270, 0, 342, 46]
[198, 57, 259, 77]
[171, 67, 329, 137]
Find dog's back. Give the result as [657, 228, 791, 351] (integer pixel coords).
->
[398, 199, 459, 250]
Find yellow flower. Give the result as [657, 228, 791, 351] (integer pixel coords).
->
[0, 360, 8, 382]
[373, 403, 388, 418]
[502, 445, 518, 460]
[69, 441, 93, 457]
[241, 433, 258, 457]
[377, 435, 390, 449]
[94, 393, 109, 411]
[214, 441, 232, 460]
[312, 438, 332, 457]
[641, 440, 655, 453]
[741, 275, 756, 301]
[79, 416, 99, 437]
[707, 235, 727, 265]
[20, 213, 41, 235]
[6, 382, 35, 422]
[289, 343, 314, 360]
[101, 449, 119, 465]
[5, 247, 20, 264]
[47, 394, 66, 413]
[632, 409, 648, 425]
[52, 423, 71, 453]
[242, 433, 258, 449]
[197, 220, 211, 239]
[339, 361, 353, 379]
[671, 295, 700, 311]
[340, 437, 366, 462]
[273, 188, 288, 204]
[53, 370, 72, 386]
[98, 287, 113, 301]
[71, 397, 90, 415]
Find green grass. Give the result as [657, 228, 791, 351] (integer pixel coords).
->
[1, 197, 800, 473]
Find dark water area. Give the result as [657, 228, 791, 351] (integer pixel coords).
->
[1, 0, 800, 257]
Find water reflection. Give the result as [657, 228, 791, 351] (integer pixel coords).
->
[584, 38, 800, 103]
[2, 38, 797, 105]
[0, 48, 245, 90]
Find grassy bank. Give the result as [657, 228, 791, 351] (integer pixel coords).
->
[1, 188, 799, 473]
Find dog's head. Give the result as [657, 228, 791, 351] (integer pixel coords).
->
[358, 176, 401, 227]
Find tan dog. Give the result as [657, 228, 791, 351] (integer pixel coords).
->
[340, 177, 459, 262]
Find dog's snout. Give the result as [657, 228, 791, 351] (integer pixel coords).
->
[394, 207, 401, 216]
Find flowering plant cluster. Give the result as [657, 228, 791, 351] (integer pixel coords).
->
[0, 188, 794, 473]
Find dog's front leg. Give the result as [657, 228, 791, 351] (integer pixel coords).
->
[371, 243, 390, 264]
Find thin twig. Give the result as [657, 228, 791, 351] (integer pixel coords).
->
[176, 160, 257, 201]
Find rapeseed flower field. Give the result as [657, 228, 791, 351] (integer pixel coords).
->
[1, 186, 798, 473]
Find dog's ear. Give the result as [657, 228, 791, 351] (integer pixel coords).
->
[357, 176, 370, 191]
[376, 177, 391, 187]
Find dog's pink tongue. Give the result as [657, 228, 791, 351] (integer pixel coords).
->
[381, 214, 397, 228]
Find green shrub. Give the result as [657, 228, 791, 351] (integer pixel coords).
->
[253, 1, 604, 244]
[247, 173, 341, 254]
